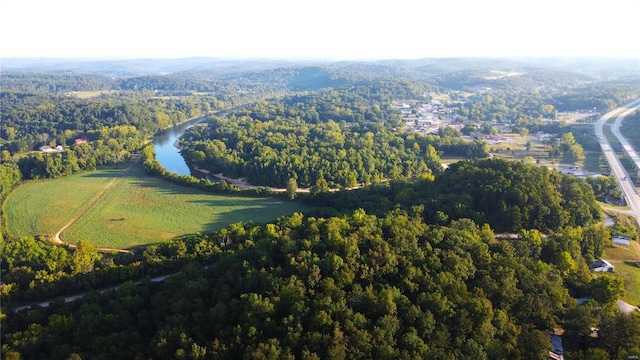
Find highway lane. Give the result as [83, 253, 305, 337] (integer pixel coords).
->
[611, 105, 640, 175]
[594, 98, 640, 223]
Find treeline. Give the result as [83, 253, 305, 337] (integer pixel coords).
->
[0, 162, 23, 242]
[230, 81, 427, 126]
[2, 65, 433, 101]
[3, 208, 636, 359]
[3, 158, 635, 359]
[309, 158, 602, 237]
[0, 91, 221, 154]
[180, 117, 488, 189]
[0, 233, 223, 306]
[429, 65, 595, 92]
[0, 72, 119, 92]
[586, 175, 620, 200]
[451, 79, 639, 135]
[180, 86, 488, 188]
[0, 126, 146, 238]
[140, 144, 272, 197]
[457, 88, 556, 123]
[9, 125, 142, 181]
[550, 82, 640, 112]
[181, 117, 445, 188]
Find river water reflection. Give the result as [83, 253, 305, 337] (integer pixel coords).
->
[152, 117, 207, 176]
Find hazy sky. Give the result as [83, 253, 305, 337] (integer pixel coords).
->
[2, 0, 639, 59]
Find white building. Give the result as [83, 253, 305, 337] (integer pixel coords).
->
[589, 259, 614, 272]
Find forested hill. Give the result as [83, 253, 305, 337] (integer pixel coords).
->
[4, 57, 638, 93]
[3, 59, 640, 359]
[177, 79, 490, 190]
[0, 210, 592, 358]
[4, 159, 634, 359]
[309, 158, 602, 234]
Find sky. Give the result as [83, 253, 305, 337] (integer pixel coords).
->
[2, 0, 639, 60]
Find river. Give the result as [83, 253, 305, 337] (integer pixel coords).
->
[152, 116, 208, 176]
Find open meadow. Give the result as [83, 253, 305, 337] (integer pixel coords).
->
[604, 241, 640, 306]
[4, 163, 309, 249]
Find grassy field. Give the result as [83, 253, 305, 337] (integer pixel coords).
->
[5, 163, 309, 249]
[604, 241, 640, 305]
[74, 90, 116, 98]
[5, 170, 117, 238]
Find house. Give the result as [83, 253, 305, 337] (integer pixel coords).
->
[612, 235, 631, 247]
[55, 145, 64, 151]
[39, 145, 53, 152]
[74, 137, 89, 145]
[536, 132, 553, 142]
[589, 259, 614, 272]
[549, 333, 564, 360]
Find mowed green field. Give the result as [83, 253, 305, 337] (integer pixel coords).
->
[5, 163, 309, 249]
[604, 241, 640, 305]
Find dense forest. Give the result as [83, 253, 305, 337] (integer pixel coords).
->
[180, 86, 488, 188]
[0, 91, 221, 151]
[308, 158, 602, 235]
[4, 159, 638, 359]
[2, 58, 640, 359]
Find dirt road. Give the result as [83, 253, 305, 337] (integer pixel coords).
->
[51, 164, 133, 254]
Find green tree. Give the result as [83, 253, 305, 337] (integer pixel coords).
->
[71, 240, 102, 274]
[557, 251, 578, 275]
[311, 175, 329, 195]
[286, 177, 297, 200]
[590, 276, 623, 304]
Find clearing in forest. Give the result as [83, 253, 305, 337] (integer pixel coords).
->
[5, 162, 308, 249]
[604, 240, 640, 306]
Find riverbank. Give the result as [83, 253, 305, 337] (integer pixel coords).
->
[192, 166, 312, 193]
[192, 166, 267, 190]
[162, 112, 212, 131]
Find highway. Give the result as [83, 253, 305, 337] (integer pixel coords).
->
[594, 98, 640, 222]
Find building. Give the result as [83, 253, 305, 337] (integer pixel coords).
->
[549, 333, 564, 360]
[589, 259, 614, 272]
[612, 235, 631, 247]
[75, 137, 89, 145]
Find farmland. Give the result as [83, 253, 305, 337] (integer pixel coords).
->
[4, 162, 309, 249]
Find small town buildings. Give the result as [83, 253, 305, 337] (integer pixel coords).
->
[589, 259, 614, 272]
